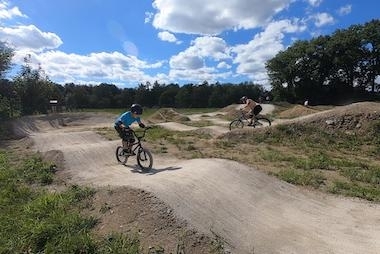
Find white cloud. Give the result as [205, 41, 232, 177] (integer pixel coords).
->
[158, 31, 181, 44]
[232, 19, 306, 84]
[217, 61, 231, 69]
[170, 36, 230, 70]
[152, 0, 293, 35]
[313, 12, 334, 27]
[144, 11, 154, 24]
[0, 24, 62, 52]
[307, 0, 323, 7]
[338, 5, 352, 16]
[0, 1, 27, 20]
[167, 36, 233, 83]
[11, 50, 164, 86]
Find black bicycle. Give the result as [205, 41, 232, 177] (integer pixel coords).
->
[229, 110, 271, 131]
[115, 127, 153, 171]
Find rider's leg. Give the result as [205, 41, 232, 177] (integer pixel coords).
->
[248, 112, 254, 125]
[122, 139, 129, 150]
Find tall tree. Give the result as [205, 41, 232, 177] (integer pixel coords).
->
[0, 42, 14, 78]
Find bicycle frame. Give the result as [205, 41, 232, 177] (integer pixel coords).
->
[237, 111, 255, 123]
[116, 127, 153, 171]
[125, 127, 150, 152]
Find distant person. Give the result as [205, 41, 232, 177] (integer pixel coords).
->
[240, 96, 262, 126]
[304, 99, 309, 107]
[114, 104, 146, 155]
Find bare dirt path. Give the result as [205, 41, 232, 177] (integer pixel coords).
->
[28, 108, 380, 254]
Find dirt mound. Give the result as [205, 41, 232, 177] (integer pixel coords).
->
[220, 104, 240, 112]
[2, 112, 116, 139]
[87, 186, 214, 254]
[278, 105, 320, 119]
[148, 108, 190, 123]
[295, 102, 380, 133]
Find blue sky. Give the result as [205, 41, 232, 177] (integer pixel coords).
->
[0, 0, 379, 89]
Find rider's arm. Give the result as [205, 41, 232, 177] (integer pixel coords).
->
[241, 102, 249, 111]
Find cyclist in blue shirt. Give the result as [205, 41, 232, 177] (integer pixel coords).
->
[114, 104, 145, 155]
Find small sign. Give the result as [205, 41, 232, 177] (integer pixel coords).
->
[50, 100, 58, 104]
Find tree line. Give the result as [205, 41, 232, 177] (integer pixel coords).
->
[267, 19, 380, 104]
[0, 52, 268, 118]
[1, 19, 379, 120]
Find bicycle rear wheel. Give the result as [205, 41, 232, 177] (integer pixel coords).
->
[229, 119, 244, 131]
[116, 146, 128, 164]
[254, 117, 271, 128]
[137, 148, 153, 171]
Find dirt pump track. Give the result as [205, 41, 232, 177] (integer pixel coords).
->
[16, 104, 380, 254]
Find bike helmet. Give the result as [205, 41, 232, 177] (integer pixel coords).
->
[130, 103, 143, 115]
[240, 96, 247, 103]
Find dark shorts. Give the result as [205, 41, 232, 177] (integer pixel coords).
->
[114, 123, 134, 142]
[249, 105, 262, 117]
[253, 105, 262, 115]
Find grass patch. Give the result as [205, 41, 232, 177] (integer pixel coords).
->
[276, 168, 326, 188]
[329, 181, 380, 202]
[0, 150, 159, 253]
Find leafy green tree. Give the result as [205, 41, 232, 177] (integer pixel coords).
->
[159, 84, 179, 107]
[191, 81, 212, 107]
[208, 84, 227, 107]
[14, 55, 58, 114]
[0, 42, 14, 78]
[359, 19, 380, 93]
[175, 84, 192, 108]
[267, 19, 380, 103]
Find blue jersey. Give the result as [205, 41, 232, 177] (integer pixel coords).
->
[115, 111, 140, 127]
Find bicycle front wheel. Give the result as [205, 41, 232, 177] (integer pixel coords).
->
[229, 119, 244, 131]
[255, 117, 271, 128]
[137, 148, 153, 171]
[116, 146, 128, 165]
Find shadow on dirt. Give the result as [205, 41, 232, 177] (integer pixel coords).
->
[125, 164, 182, 175]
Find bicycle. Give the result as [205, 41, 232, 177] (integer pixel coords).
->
[229, 110, 271, 131]
[115, 126, 153, 171]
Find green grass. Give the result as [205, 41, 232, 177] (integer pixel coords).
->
[221, 120, 380, 202]
[329, 181, 380, 202]
[0, 150, 143, 253]
[275, 168, 326, 188]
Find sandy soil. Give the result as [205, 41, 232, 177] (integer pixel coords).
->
[13, 104, 380, 254]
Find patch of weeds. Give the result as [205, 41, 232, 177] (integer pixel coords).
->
[329, 181, 380, 202]
[259, 148, 294, 163]
[100, 202, 112, 213]
[20, 155, 56, 185]
[183, 120, 213, 127]
[158, 146, 168, 153]
[147, 246, 165, 253]
[293, 151, 334, 171]
[340, 165, 380, 185]
[0, 150, 148, 253]
[185, 143, 197, 151]
[276, 168, 326, 188]
[210, 230, 228, 254]
[215, 140, 237, 149]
